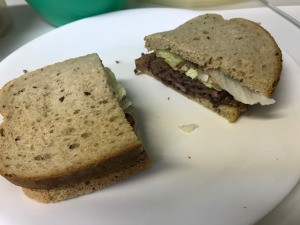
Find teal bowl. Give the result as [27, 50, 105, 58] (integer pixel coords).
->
[25, 0, 127, 27]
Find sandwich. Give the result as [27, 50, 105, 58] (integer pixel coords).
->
[135, 14, 282, 122]
[0, 53, 151, 203]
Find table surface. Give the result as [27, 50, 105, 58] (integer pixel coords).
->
[1, 1, 300, 225]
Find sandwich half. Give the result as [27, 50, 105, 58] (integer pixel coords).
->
[135, 14, 282, 122]
[0, 53, 151, 203]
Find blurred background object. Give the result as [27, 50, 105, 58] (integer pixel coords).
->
[260, 0, 300, 28]
[148, 0, 244, 7]
[0, 0, 11, 38]
[25, 0, 127, 27]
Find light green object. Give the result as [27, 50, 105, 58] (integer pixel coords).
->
[156, 50, 198, 78]
[185, 68, 198, 79]
[106, 67, 131, 110]
[25, 0, 127, 27]
[156, 50, 222, 91]
[156, 50, 184, 69]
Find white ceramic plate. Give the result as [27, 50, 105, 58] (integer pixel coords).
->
[0, 8, 300, 225]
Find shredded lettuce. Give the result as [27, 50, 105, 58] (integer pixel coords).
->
[185, 68, 198, 79]
[156, 50, 220, 90]
[105, 68, 132, 110]
[156, 50, 184, 69]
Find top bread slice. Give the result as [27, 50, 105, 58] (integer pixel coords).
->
[0, 53, 144, 189]
[144, 13, 282, 98]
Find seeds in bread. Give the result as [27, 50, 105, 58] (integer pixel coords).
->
[0, 53, 151, 191]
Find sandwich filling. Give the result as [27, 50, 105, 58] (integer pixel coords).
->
[135, 52, 246, 109]
[135, 50, 275, 107]
[106, 67, 131, 111]
[105, 68, 136, 125]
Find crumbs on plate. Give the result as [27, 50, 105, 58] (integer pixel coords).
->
[178, 123, 199, 133]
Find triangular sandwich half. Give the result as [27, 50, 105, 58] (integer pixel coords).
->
[135, 14, 282, 122]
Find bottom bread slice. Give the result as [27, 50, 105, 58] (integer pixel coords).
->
[22, 152, 151, 203]
[191, 95, 245, 122]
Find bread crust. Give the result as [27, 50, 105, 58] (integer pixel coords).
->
[144, 13, 282, 97]
[5, 143, 142, 189]
[22, 151, 151, 203]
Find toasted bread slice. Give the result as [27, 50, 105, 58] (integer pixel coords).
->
[0, 54, 151, 193]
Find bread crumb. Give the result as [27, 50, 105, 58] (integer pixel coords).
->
[134, 69, 142, 75]
[178, 124, 199, 133]
[23, 69, 28, 73]
[115, 60, 120, 64]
